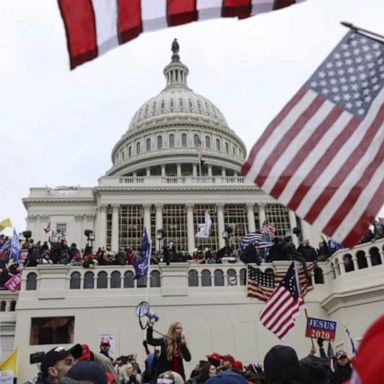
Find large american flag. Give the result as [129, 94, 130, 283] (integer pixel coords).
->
[58, 0, 305, 69]
[242, 31, 384, 249]
[247, 262, 314, 301]
[259, 262, 304, 340]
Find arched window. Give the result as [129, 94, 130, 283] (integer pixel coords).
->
[343, 254, 354, 272]
[369, 247, 382, 266]
[10, 300, 16, 311]
[70, 272, 81, 289]
[214, 270, 224, 286]
[84, 271, 94, 289]
[150, 271, 161, 287]
[227, 269, 237, 286]
[314, 267, 324, 284]
[157, 136, 163, 149]
[188, 270, 199, 287]
[124, 271, 134, 288]
[356, 251, 368, 269]
[111, 271, 121, 288]
[239, 268, 246, 286]
[26, 272, 37, 290]
[205, 136, 211, 149]
[128, 146, 132, 157]
[0, 301, 5, 312]
[97, 271, 108, 288]
[181, 133, 187, 147]
[225, 142, 229, 153]
[169, 134, 175, 148]
[146, 138, 151, 152]
[201, 270, 212, 287]
[136, 142, 141, 155]
[194, 134, 200, 147]
[137, 276, 148, 288]
[216, 138, 221, 151]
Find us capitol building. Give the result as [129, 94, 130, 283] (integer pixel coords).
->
[23, 44, 322, 253]
[3, 44, 383, 380]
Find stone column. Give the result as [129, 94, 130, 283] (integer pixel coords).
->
[208, 165, 212, 177]
[258, 203, 266, 229]
[177, 164, 182, 177]
[143, 204, 151, 239]
[217, 204, 225, 249]
[155, 204, 163, 252]
[96, 205, 107, 249]
[161, 165, 166, 177]
[186, 204, 195, 254]
[146, 168, 151, 176]
[192, 164, 197, 177]
[247, 204, 256, 233]
[111, 205, 120, 252]
[288, 209, 299, 247]
[221, 168, 226, 177]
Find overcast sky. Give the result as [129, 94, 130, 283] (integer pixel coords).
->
[0, 0, 382, 236]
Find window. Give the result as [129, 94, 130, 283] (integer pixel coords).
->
[26, 272, 37, 290]
[181, 134, 187, 147]
[111, 271, 121, 288]
[369, 247, 382, 266]
[225, 142, 229, 153]
[157, 135, 163, 149]
[169, 134, 175, 148]
[240, 268, 246, 285]
[205, 136, 211, 149]
[356, 251, 368, 269]
[56, 223, 67, 235]
[128, 146, 132, 157]
[10, 301, 16, 311]
[70, 272, 81, 289]
[146, 138, 151, 152]
[194, 134, 200, 147]
[214, 270, 224, 286]
[216, 138, 221, 151]
[136, 142, 141, 155]
[163, 205, 187, 251]
[314, 268, 324, 284]
[223, 205, 247, 247]
[150, 271, 161, 287]
[84, 272, 94, 289]
[188, 270, 199, 287]
[124, 271, 134, 288]
[119, 205, 144, 251]
[343, 254, 354, 272]
[201, 270, 212, 287]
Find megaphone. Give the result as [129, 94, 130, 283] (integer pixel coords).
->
[136, 301, 160, 329]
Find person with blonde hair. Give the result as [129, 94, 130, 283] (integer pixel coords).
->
[146, 321, 191, 380]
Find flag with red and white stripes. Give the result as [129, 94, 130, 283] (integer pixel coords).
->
[259, 262, 304, 340]
[242, 30, 384, 249]
[58, 0, 305, 70]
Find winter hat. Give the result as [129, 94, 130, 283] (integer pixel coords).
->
[206, 371, 247, 384]
[300, 355, 330, 384]
[66, 361, 108, 384]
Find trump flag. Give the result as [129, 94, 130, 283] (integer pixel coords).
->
[58, 0, 305, 69]
[242, 30, 384, 248]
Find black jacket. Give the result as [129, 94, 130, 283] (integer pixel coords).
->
[146, 327, 191, 380]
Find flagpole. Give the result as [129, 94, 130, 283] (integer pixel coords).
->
[292, 260, 315, 350]
[341, 21, 384, 40]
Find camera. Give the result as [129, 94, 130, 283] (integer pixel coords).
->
[30, 351, 45, 364]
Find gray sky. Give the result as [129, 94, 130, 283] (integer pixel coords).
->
[0, 0, 382, 235]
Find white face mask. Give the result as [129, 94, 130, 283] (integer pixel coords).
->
[157, 379, 174, 384]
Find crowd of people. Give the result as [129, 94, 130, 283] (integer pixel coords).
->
[25, 315, 384, 384]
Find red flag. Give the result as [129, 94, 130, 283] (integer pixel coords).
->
[259, 262, 304, 340]
[242, 31, 384, 248]
[57, 0, 305, 70]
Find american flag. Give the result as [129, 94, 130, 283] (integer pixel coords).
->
[240, 232, 273, 249]
[242, 30, 384, 249]
[259, 262, 305, 340]
[327, 341, 334, 360]
[247, 262, 314, 301]
[260, 221, 276, 236]
[58, 0, 305, 70]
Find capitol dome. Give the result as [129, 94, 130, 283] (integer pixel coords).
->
[107, 40, 247, 177]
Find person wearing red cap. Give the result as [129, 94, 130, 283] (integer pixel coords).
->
[331, 350, 352, 384]
[100, 339, 113, 362]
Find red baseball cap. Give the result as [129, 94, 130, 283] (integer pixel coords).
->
[78, 344, 91, 362]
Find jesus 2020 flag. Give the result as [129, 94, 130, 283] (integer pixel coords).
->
[58, 0, 305, 70]
[242, 30, 384, 249]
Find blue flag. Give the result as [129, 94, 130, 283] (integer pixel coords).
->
[345, 327, 357, 355]
[11, 229, 21, 262]
[327, 341, 334, 360]
[133, 228, 151, 279]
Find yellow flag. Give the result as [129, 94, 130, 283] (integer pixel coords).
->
[0, 218, 12, 232]
[0, 347, 18, 376]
